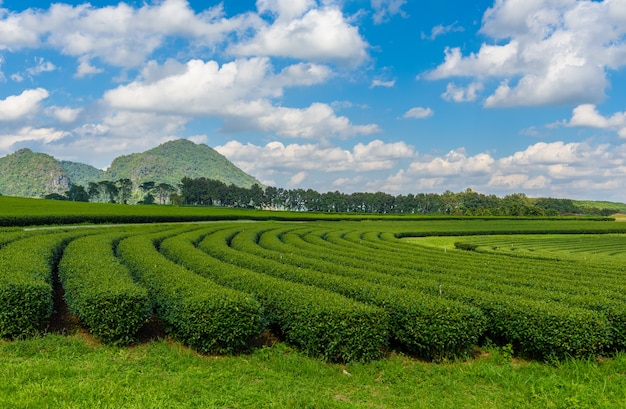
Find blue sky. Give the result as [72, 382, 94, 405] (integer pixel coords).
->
[1, 0, 626, 201]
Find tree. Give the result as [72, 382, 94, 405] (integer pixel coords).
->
[116, 178, 133, 204]
[99, 180, 119, 203]
[155, 183, 175, 204]
[65, 184, 89, 202]
[87, 181, 102, 202]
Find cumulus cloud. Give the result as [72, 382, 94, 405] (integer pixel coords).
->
[45, 106, 83, 123]
[75, 57, 104, 78]
[424, 0, 626, 107]
[215, 139, 414, 176]
[104, 57, 376, 139]
[566, 104, 626, 138]
[403, 107, 434, 119]
[0, 88, 48, 121]
[230, 6, 368, 66]
[0, 126, 68, 152]
[0, 0, 257, 71]
[220, 139, 626, 200]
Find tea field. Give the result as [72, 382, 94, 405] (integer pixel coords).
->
[2, 198, 626, 407]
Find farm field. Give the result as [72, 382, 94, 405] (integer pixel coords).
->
[2, 201, 626, 407]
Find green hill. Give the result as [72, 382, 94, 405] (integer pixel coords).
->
[573, 200, 626, 214]
[0, 148, 71, 197]
[61, 160, 105, 187]
[104, 139, 260, 188]
[0, 139, 261, 199]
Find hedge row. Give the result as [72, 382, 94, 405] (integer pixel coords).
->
[226, 227, 486, 360]
[338, 230, 614, 360]
[259, 227, 612, 360]
[159, 229, 389, 363]
[58, 232, 151, 345]
[117, 230, 263, 354]
[0, 232, 79, 338]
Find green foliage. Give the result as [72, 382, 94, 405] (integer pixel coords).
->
[160, 229, 389, 363]
[224, 227, 486, 360]
[57, 232, 152, 345]
[0, 148, 71, 197]
[0, 139, 260, 200]
[105, 139, 261, 192]
[454, 241, 478, 251]
[60, 160, 105, 187]
[0, 232, 77, 338]
[117, 230, 263, 354]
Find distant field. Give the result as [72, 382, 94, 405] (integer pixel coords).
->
[411, 233, 626, 261]
[1, 195, 621, 227]
[2, 200, 626, 407]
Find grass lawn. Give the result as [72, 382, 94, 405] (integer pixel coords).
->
[1, 333, 626, 409]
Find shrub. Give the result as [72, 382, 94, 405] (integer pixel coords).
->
[117, 232, 263, 355]
[160, 229, 389, 363]
[58, 232, 151, 345]
[0, 232, 77, 338]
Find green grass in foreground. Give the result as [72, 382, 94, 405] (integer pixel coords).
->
[1, 334, 625, 409]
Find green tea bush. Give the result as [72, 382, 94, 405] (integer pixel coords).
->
[228, 228, 485, 360]
[58, 232, 151, 345]
[272, 227, 614, 360]
[160, 229, 389, 363]
[117, 233, 263, 354]
[0, 232, 76, 338]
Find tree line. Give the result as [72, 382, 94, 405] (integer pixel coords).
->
[47, 176, 619, 217]
[177, 177, 618, 216]
[45, 179, 177, 205]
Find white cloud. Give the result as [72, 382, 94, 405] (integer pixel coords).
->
[0, 126, 68, 152]
[0, 54, 5, 82]
[289, 171, 308, 186]
[38, 112, 189, 168]
[0, 0, 257, 70]
[403, 107, 434, 119]
[0, 88, 48, 121]
[441, 82, 483, 102]
[75, 57, 103, 78]
[370, 79, 395, 88]
[26, 57, 55, 75]
[566, 104, 626, 137]
[230, 7, 368, 66]
[371, 0, 408, 24]
[408, 148, 494, 177]
[425, 0, 626, 107]
[336, 140, 626, 200]
[215, 139, 414, 178]
[104, 57, 377, 140]
[45, 106, 83, 123]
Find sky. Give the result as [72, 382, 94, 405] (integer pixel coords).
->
[1, 0, 626, 201]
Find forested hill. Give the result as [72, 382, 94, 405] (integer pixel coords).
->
[105, 139, 260, 189]
[0, 148, 71, 197]
[61, 160, 105, 188]
[0, 139, 261, 198]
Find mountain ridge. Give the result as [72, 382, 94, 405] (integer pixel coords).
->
[0, 139, 261, 199]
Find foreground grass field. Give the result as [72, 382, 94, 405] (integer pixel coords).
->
[2, 334, 626, 409]
[2, 197, 626, 407]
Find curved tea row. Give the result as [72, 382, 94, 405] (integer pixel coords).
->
[1, 222, 625, 362]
